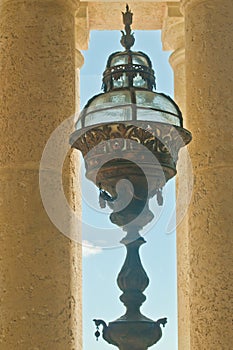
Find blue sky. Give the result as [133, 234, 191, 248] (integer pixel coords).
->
[80, 30, 178, 350]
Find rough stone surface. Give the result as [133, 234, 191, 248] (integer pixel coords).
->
[170, 47, 191, 350]
[182, 0, 233, 348]
[162, 11, 191, 348]
[0, 0, 82, 348]
[87, 2, 167, 30]
[162, 20, 191, 350]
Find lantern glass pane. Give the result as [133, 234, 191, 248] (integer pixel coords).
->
[153, 94, 179, 115]
[113, 73, 129, 88]
[137, 108, 180, 126]
[85, 106, 132, 126]
[136, 91, 179, 115]
[132, 55, 149, 66]
[76, 119, 82, 129]
[110, 55, 128, 66]
[86, 91, 131, 113]
[110, 91, 131, 104]
[133, 74, 147, 88]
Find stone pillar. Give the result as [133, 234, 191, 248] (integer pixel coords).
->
[180, 0, 233, 348]
[162, 4, 191, 349]
[75, 2, 89, 111]
[0, 0, 82, 349]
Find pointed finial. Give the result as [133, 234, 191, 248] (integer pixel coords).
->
[122, 4, 133, 27]
[120, 4, 135, 50]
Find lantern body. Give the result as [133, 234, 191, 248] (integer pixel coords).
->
[70, 49, 191, 218]
[70, 6, 192, 349]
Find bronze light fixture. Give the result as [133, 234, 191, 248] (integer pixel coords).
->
[70, 5, 191, 350]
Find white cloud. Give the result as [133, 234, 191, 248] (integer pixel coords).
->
[82, 240, 103, 257]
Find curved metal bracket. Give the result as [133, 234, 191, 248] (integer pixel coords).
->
[156, 317, 168, 328]
[93, 319, 107, 341]
[98, 183, 116, 209]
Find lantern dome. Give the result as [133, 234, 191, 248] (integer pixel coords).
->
[75, 48, 183, 131]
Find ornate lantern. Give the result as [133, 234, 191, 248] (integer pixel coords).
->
[70, 5, 191, 350]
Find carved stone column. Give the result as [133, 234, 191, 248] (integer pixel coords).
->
[0, 0, 82, 348]
[162, 4, 191, 349]
[75, 2, 88, 111]
[180, 0, 233, 348]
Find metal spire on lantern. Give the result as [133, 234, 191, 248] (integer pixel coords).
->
[120, 4, 135, 50]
